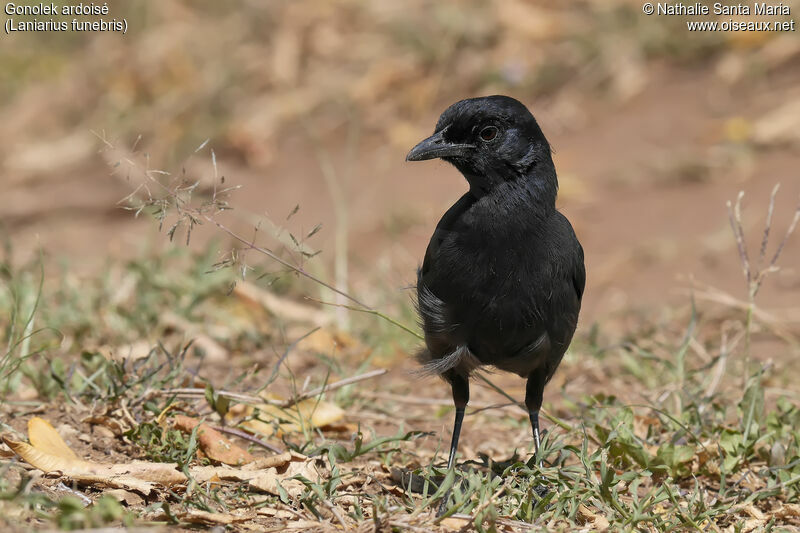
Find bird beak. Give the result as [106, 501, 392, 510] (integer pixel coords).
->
[406, 128, 475, 162]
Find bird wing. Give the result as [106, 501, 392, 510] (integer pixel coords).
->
[421, 192, 475, 278]
[573, 241, 586, 302]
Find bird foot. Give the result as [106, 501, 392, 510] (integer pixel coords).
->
[533, 483, 549, 499]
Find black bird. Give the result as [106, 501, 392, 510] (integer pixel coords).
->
[406, 95, 585, 473]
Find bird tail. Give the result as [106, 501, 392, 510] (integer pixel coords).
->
[412, 345, 480, 377]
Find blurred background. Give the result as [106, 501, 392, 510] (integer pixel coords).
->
[2, 0, 799, 331]
[3, 4, 800, 528]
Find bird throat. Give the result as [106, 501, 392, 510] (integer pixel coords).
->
[463, 168, 558, 215]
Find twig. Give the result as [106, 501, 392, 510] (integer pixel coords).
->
[157, 369, 387, 409]
[156, 388, 269, 405]
[211, 425, 283, 454]
[279, 369, 387, 408]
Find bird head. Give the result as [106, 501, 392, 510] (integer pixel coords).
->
[406, 95, 556, 200]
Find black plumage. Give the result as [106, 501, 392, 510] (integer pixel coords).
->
[406, 95, 585, 472]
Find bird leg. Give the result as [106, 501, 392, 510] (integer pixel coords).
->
[437, 371, 469, 516]
[529, 410, 541, 458]
[446, 406, 465, 471]
[525, 368, 547, 467]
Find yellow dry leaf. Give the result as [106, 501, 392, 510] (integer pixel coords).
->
[3, 437, 91, 473]
[3, 419, 188, 495]
[235, 395, 345, 438]
[28, 417, 79, 461]
[2, 438, 164, 494]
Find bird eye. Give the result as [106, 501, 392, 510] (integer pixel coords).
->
[479, 126, 498, 142]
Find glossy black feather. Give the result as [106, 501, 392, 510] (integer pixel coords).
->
[414, 95, 585, 382]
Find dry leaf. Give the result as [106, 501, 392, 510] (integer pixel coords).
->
[3, 437, 92, 474]
[189, 451, 298, 483]
[190, 451, 321, 499]
[244, 451, 296, 469]
[104, 462, 187, 487]
[173, 415, 254, 466]
[6, 416, 328, 503]
[179, 509, 256, 525]
[28, 417, 79, 461]
[2, 419, 187, 495]
[233, 394, 345, 438]
[248, 454, 322, 498]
